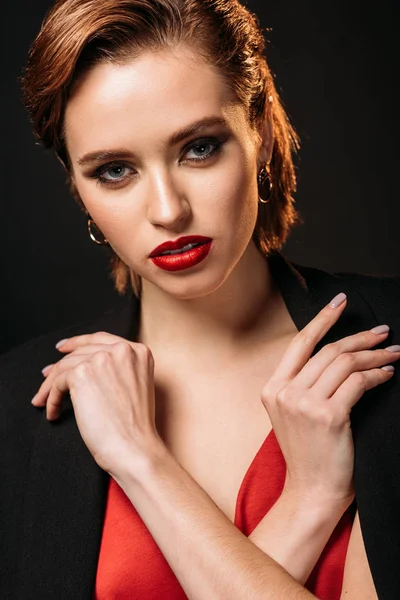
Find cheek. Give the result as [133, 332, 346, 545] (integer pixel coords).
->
[76, 183, 144, 252]
[97, 211, 143, 258]
[208, 161, 258, 233]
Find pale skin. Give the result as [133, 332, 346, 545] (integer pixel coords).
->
[31, 44, 398, 597]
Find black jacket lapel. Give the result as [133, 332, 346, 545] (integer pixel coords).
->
[17, 296, 140, 600]
[270, 252, 400, 600]
[269, 251, 382, 352]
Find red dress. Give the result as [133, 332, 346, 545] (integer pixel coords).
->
[94, 429, 354, 599]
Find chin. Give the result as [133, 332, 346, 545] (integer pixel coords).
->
[149, 265, 231, 300]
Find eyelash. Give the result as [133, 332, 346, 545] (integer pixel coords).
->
[90, 137, 224, 188]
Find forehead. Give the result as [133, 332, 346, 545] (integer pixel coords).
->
[64, 48, 244, 157]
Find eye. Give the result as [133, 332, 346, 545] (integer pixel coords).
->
[183, 138, 222, 162]
[92, 163, 135, 187]
[102, 164, 129, 180]
[90, 136, 224, 187]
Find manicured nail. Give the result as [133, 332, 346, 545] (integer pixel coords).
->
[31, 394, 38, 404]
[41, 364, 54, 376]
[56, 338, 69, 349]
[370, 325, 390, 335]
[328, 293, 347, 308]
[382, 365, 395, 372]
[385, 345, 400, 353]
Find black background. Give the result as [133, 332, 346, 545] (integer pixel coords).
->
[1, 0, 399, 354]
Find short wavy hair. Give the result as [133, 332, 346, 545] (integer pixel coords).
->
[21, 0, 302, 298]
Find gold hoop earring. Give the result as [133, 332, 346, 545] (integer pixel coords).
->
[87, 218, 109, 245]
[258, 163, 272, 204]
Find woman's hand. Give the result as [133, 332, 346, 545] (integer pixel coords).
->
[260, 292, 400, 511]
[31, 333, 164, 477]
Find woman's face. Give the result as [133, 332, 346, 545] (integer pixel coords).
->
[64, 46, 271, 299]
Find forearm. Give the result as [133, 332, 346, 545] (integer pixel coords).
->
[248, 490, 346, 584]
[113, 444, 317, 600]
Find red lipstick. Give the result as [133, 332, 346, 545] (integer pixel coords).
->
[149, 235, 213, 272]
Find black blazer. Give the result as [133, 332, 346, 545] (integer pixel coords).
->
[1, 252, 399, 600]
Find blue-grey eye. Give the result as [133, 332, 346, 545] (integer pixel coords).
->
[102, 165, 128, 180]
[186, 142, 216, 159]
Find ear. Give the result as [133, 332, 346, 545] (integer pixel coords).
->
[257, 97, 274, 167]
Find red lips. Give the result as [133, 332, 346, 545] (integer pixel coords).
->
[149, 235, 212, 258]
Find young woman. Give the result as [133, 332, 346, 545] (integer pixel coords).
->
[1, 1, 399, 598]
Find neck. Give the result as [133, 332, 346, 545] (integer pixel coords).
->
[137, 242, 287, 367]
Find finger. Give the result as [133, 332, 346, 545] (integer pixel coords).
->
[55, 331, 131, 352]
[42, 363, 55, 377]
[312, 346, 400, 398]
[45, 368, 73, 421]
[331, 366, 395, 411]
[271, 293, 348, 383]
[33, 351, 99, 407]
[34, 342, 136, 408]
[41, 343, 124, 379]
[292, 326, 390, 389]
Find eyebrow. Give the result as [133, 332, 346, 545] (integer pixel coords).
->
[76, 116, 229, 167]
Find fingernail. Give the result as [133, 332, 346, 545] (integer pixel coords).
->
[328, 293, 347, 308]
[56, 338, 69, 349]
[382, 365, 395, 372]
[41, 364, 54, 375]
[370, 325, 390, 335]
[385, 345, 400, 353]
[31, 394, 38, 404]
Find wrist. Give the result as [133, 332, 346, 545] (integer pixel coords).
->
[279, 485, 353, 524]
[109, 434, 173, 487]
[248, 485, 351, 585]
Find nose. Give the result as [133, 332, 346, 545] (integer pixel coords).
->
[146, 171, 192, 231]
